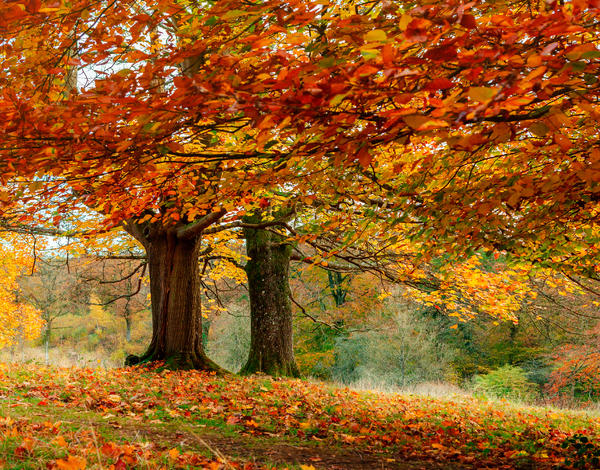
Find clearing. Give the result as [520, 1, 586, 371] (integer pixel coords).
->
[0, 363, 598, 469]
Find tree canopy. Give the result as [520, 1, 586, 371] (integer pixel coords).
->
[1, 0, 599, 366]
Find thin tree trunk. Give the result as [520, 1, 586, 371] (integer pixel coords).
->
[44, 320, 52, 365]
[241, 222, 299, 377]
[124, 228, 221, 371]
[327, 271, 348, 307]
[123, 295, 132, 342]
[125, 314, 132, 343]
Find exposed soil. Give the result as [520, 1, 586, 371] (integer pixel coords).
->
[108, 422, 471, 469]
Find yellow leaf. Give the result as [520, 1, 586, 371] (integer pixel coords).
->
[399, 14, 413, 31]
[467, 87, 497, 102]
[365, 29, 387, 43]
[525, 66, 547, 82]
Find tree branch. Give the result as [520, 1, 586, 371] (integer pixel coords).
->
[177, 209, 226, 240]
[204, 219, 293, 235]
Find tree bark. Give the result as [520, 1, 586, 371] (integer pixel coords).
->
[327, 270, 348, 307]
[44, 320, 52, 365]
[241, 221, 299, 377]
[124, 225, 221, 371]
[124, 313, 132, 343]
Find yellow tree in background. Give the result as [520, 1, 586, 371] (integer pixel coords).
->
[0, 235, 43, 347]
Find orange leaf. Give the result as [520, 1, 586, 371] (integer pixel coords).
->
[381, 44, 395, 67]
[56, 455, 86, 470]
[354, 65, 379, 77]
[554, 133, 572, 152]
[52, 435, 69, 448]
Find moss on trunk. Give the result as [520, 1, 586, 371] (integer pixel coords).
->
[241, 216, 299, 377]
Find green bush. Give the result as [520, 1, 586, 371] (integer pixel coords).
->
[520, 358, 552, 388]
[329, 310, 455, 388]
[473, 365, 537, 401]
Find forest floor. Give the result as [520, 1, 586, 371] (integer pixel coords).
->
[0, 364, 598, 469]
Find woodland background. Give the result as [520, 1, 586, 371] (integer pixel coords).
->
[4, 244, 600, 411]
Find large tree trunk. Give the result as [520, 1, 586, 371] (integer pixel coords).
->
[241, 222, 299, 377]
[124, 227, 221, 371]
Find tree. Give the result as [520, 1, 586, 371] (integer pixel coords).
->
[1, 0, 600, 370]
[0, 235, 44, 350]
[19, 258, 89, 364]
[83, 259, 149, 343]
[240, 209, 299, 377]
[0, 1, 307, 369]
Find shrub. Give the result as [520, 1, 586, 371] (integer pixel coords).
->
[473, 365, 537, 401]
[329, 310, 455, 388]
[520, 358, 552, 388]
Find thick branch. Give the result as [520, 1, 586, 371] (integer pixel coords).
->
[177, 209, 226, 240]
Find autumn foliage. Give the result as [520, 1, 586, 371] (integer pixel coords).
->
[548, 345, 600, 405]
[0, 0, 598, 260]
[1, 0, 600, 466]
[0, 236, 43, 347]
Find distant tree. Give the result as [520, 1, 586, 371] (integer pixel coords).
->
[85, 259, 149, 343]
[0, 235, 44, 351]
[19, 258, 90, 364]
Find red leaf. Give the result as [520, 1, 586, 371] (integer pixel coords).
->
[425, 78, 454, 91]
[357, 147, 373, 167]
[460, 14, 477, 29]
[26, 0, 41, 13]
[424, 45, 457, 62]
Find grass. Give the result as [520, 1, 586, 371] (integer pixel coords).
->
[0, 362, 598, 468]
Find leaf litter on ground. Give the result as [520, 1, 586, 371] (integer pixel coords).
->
[0, 363, 598, 468]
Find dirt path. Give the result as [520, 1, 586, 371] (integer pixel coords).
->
[110, 422, 470, 469]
